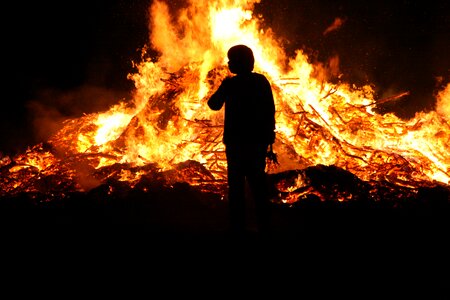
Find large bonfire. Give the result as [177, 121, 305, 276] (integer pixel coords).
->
[1, 0, 449, 204]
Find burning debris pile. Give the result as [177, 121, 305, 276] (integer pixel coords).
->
[1, 0, 449, 210]
[1, 62, 449, 208]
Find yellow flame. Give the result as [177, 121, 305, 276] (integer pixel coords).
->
[63, 0, 449, 187]
[436, 83, 450, 120]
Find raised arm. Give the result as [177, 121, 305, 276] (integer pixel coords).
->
[207, 78, 231, 111]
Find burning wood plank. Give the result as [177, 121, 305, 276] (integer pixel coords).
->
[357, 91, 410, 108]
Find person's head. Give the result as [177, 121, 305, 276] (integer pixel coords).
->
[227, 44, 254, 74]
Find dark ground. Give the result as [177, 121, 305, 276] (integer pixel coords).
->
[1, 182, 449, 295]
[1, 179, 448, 239]
[1, 190, 449, 298]
[1, 189, 449, 298]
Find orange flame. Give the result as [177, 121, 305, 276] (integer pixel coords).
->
[6, 0, 449, 197]
[75, 0, 449, 184]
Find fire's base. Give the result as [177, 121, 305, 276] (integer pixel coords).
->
[1, 178, 448, 242]
[1, 180, 448, 298]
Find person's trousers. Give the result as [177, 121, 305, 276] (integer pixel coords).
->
[225, 143, 270, 234]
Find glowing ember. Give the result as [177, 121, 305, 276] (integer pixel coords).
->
[1, 0, 449, 203]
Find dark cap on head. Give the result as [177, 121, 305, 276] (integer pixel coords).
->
[227, 44, 254, 74]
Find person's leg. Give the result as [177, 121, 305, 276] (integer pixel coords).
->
[245, 144, 271, 235]
[226, 145, 246, 236]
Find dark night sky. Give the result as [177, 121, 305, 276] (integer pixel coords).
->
[1, 0, 449, 155]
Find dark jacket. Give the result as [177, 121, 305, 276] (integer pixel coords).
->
[207, 72, 276, 145]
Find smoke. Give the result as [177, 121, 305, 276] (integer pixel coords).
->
[27, 85, 130, 144]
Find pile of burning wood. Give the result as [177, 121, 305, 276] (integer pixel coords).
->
[1, 64, 449, 210]
[1, 141, 449, 213]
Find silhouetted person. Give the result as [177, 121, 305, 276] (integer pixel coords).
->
[207, 44, 276, 238]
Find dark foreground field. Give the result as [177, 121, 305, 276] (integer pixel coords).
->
[1, 181, 448, 241]
[0, 182, 449, 298]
